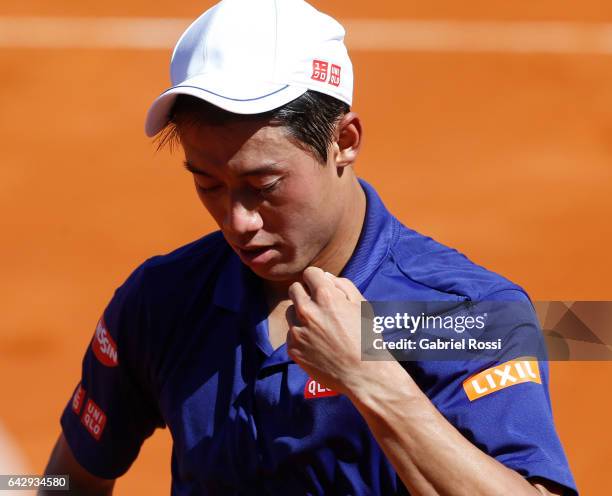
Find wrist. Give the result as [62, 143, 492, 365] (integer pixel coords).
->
[344, 360, 424, 412]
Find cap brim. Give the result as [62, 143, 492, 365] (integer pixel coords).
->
[145, 73, 308, 137]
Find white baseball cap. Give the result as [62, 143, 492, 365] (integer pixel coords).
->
[145, 0, 353, 137]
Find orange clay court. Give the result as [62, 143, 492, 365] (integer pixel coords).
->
[0, 1, 611, 494]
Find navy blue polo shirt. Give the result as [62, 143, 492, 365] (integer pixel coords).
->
[61, 179, 577, 495]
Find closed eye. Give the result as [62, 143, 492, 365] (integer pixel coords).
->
[195, 182, 223, 194]
[256, 179, 281, 194]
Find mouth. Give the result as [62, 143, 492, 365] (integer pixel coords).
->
[235, 245, 277, 265]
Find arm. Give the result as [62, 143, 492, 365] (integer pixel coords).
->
[55, 265, 166, 493]
[39, 433, 115, 496]
[346, 360, 566, 495]
[286, 267, 568, 496]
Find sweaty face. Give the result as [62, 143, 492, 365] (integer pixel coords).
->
[178, 119, 346, 282]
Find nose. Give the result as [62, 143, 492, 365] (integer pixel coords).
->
[222, 195, 263, 236]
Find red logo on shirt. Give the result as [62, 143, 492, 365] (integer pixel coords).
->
[81, 399, 107, 441]
[311, 60, 329, 82]
[329, 64, 341, 86]
[71, 383, 86, 415]
[304, 378, 339, 399]
[91, 317, 118, 367]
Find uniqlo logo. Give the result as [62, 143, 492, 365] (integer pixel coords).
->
[81, 399, 107, 441]
[304, 378, 339, 399]
[71, 383, 86, 415]
[329, 64, 341, 86]
[311, 60, 329, 82]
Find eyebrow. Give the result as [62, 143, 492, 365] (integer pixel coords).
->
[183, 160, 284, 178]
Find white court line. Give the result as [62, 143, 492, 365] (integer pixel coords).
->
[0, 422, 29, 473]
[1, 17, 612, 53]
[0, 421, 31, 496]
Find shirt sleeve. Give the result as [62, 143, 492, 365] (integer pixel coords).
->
[60, 264, 165, 479]
[408, 289, 578, 495]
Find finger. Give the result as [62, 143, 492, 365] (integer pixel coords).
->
[286, 326, 299, 360]
[302, 266, 336, 303]
[286, 324, 307, 355]
[285, 303, 302, 327]
[327, 274, 364, 303]
[302, 266, 328, 290]
[289, 282, 312, 324]
[286, 324, 297, 349]
[288, 281, 312, 312]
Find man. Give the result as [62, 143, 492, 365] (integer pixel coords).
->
[42, 0, 578, 494]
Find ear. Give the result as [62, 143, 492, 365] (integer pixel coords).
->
[332, 112, 363, 168]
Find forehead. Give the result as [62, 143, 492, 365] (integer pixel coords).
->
[177, 119, 304, 171]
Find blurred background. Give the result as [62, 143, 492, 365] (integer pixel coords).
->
[1, 1, 611, 494]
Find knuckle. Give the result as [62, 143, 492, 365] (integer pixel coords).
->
[303, 266, 324, 284]
[304, 266, 320, 277]
[288, 324, 301, 335]
[313, 286, 332, 303]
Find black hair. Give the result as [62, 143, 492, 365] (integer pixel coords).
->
[155, 90, 350, 164]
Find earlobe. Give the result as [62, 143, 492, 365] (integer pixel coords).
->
[334, 112, 362, 168]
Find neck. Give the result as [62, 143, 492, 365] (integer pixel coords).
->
[264, 176, 367, 302]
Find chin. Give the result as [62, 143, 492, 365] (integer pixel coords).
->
[248, 260, 305, 283]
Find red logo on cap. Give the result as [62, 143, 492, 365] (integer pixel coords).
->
[81, 399, 107, 441]
[311, 60, 329, 82]
[329, 64, 341, 86]
[91, 317, 118, 367]
[71, 383, 86, 415]
[304, 378, 339, 399]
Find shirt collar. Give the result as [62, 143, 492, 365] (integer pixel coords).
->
[212, 178, 397, 311]
[340, 178, 397, 291]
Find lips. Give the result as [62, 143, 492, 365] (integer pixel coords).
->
[238, 245, 270, 252]
[235, 244, 277, 265]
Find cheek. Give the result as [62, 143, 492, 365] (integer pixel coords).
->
[271, 175, 337, 233]
[263, 201, 333, 248]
